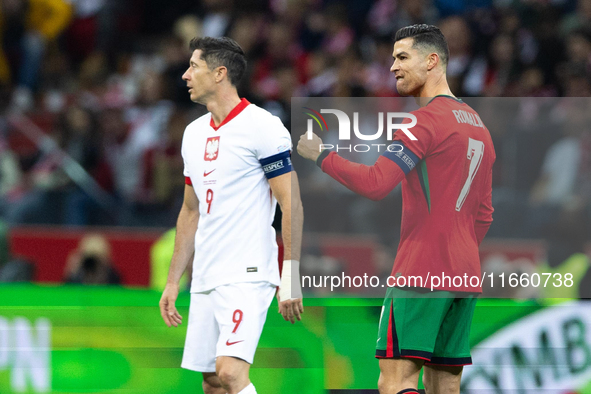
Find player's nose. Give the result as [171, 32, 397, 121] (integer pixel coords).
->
[182, 69, 190, 81]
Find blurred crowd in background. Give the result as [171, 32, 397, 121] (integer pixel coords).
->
[1, 0, 591, 291]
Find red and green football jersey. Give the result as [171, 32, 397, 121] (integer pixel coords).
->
[318, 96, 495, 292]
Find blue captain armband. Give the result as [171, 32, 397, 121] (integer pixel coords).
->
[382, 142, 419, 174]
[260, 150, 292, 179]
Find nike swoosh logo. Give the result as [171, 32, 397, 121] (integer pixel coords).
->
[204, 169, 216, 177]
[226, 339, 244, 346]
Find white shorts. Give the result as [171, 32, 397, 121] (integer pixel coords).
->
[181, 281, 276, 372]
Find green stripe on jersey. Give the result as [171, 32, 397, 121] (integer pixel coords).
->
[417, 161, 431, 213]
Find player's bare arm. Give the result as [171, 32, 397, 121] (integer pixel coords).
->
[159, 184, 200, 328]
[269, 171, 304, 324]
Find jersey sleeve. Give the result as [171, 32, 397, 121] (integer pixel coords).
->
[256, 116, 293, 179]
[318, 151, 406, 201]
[315, 110, 437, 200]
[181, 127, 192, 186]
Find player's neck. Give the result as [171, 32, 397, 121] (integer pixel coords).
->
[415, 74, 454, 107]
[206, 90, 242, 126]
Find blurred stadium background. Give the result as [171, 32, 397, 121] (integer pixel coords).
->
[1, 0, 591, 393]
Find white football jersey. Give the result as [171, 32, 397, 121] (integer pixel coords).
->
[181, 99, 292, 293]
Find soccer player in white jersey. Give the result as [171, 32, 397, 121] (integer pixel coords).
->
[159, 37, 304, 394]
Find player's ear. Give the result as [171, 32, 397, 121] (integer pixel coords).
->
[427, 52, 439, 71]
[215, 66, 228, 83]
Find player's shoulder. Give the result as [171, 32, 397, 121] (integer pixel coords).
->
[416, 96, 485, 128]
[243, 102, 284, 126]
[180, 115, 209, 151]
[244, 103, 290, 138]
[411, 105, 434, 120]
[408, 102, 439, 130]
[185, 112, 212, 132]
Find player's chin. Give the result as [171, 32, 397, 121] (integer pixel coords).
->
[396, 80, 410, 96]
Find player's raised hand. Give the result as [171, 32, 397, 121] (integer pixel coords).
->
[297, 132, 324, 162]
[159, 283, 183, 327]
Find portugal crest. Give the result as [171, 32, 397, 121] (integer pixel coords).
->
[204, 137, 220, 161]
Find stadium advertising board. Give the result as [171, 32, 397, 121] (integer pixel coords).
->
[464, 302, 591, 392]
[1, 286, 591, 393]
[0, 317, 50, 393]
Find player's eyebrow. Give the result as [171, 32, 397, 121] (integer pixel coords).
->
[393, 51, 410, 59]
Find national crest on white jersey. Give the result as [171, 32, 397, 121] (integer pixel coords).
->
[204, 136, 220, 161]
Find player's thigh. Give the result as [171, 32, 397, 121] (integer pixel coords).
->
[181, 291, 219, 372]
[422, 364, 463, 394]
[376, 287, 453, 359]
[211, 281, 276, 364]
[429, 296, 477, 366]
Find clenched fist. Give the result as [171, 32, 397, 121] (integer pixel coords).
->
[297, 132, 324, 162]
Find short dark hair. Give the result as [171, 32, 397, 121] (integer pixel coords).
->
[394, 24, 449, 67]
[189, 37, 247, 87]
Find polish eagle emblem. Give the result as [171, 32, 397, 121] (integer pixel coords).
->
[204, 136, 220, 161]
[206, 140, 218, 158]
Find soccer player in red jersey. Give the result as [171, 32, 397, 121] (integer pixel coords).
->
[298, 25, 495, 394]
